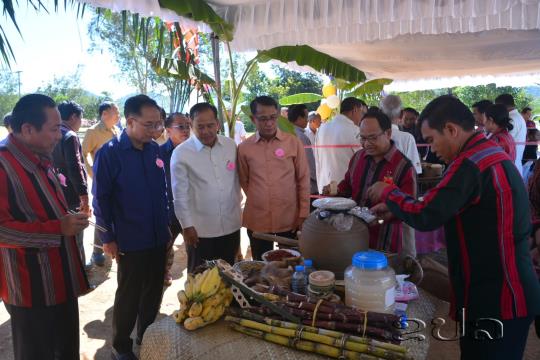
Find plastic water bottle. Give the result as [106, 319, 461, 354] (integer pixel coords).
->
[304, 259, 314, 279]
[292, 265, 307, 294]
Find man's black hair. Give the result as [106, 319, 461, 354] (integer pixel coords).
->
[341, 97, 366, 114]
[522, 106, 532, 114]
[494, 94, 515, 108]
[160, 107, 167, 121]
[123, 94, 159, 119]
[472, 99, 493, 114]
[288, 104, 308, 123]
[98, 101, 115, 118]
[485, 104, 514, 132]
[419, 95, 475, 132]
[402, 107, 419, 116]
[361, 109, 392, 131]
[3, 113, 12, 128]
[165, 112, 187, 128]
[11, 94, 56, 133]
[189, 102, 218, 120]
[250, 96, 279, 116]
[58, 101, 83, 122]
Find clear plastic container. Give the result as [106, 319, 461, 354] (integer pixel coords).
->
[345, 251, 396, 313]
[292, 265, 307, 295]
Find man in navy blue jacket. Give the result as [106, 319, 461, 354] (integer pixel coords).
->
[93, 95, 170, 360]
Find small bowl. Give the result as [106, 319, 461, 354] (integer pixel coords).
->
[232, 260, 265, 278]
[262, 249, 301, 262]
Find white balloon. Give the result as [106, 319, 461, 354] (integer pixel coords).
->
[326, 95, 340, 109]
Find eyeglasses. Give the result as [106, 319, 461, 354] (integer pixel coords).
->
[136, 120, 164, 131]
[358, 131, 386, 144]
[254, 114, 278, 123]
[170, 124, 190, 131]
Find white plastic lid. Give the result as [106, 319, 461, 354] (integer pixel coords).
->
[312, 197, 357, 210]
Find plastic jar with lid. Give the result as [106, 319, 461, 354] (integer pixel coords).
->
[344, 251, 396, 313]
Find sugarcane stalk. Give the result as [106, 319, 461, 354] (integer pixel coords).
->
[230, 323, 378, 360]
[227, 308, 407, 355]
[226, 316, 412, 360]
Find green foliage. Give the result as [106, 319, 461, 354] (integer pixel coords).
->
[279, 93, 323, 106]
[0, 71, 19, 118]
[452, 84, 533, 110]
[392, 89, 448, 112]
[257, 45, 366, 83]
[88, 9, 193, 112]
[36, 71, 111, 121]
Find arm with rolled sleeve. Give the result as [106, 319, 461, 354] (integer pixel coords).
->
[381, 159, 478, 231]
[170, 148, 194, 229]
[0, 166, 62, 248]
[91, 147, 116, 243]
[294, 138, 310, 218]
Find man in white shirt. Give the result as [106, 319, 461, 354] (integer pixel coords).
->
[234, 119, 247, 145]
[495, 94, 527, 176]
[171, 102, 242, 272]
[380, 95, 422, 174]
[315, 97, 366, 194]
[380, 95, 421, 260]
[305, 111, 321, 145]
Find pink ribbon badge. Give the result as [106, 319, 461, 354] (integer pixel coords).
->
[156, 158, 164, 168]
[226, 160, 236, 171]
[58, 173, 67, 187]
[274, 148, 285, 158]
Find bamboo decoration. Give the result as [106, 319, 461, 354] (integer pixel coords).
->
[227, 317, 413, 360]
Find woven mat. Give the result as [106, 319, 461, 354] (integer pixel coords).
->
[140, 289, 446, 360]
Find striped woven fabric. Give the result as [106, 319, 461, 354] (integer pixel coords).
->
[0, 135, 89, 307]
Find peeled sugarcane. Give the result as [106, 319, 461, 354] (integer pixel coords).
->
[227, 308, 407, 355]
[230, 323, 378, 360]
[226, 315, 413, 360]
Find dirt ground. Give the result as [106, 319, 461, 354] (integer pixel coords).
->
[0, 227, 539, 359]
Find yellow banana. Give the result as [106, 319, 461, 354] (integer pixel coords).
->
[177, 290, 188, 306]
[188, 302, 203, 318]
[200, 267, 221, 298]
[201, 303, 215, 320]
[184, 275, 194, 299]
[184, 316, 205, 331]
[203, 293, 223, 309]
[173, 309, 187, 324]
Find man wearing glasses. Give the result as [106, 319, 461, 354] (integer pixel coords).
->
[322, 110, 416, 253]
[160, 112, 191, 285]
[92, 95, 170, 360]
[238, 96, 310, 260]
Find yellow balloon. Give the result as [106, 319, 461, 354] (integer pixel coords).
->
[317, 103, 332, 120]
[322, 83, 337, 98]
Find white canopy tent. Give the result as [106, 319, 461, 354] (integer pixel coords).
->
[83, 0, 540, 90]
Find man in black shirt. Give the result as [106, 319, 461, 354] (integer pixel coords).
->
[52, 101, 90, 264]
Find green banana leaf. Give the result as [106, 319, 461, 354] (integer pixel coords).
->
[240, 105, 295, 136]
[151, 57, 215, 86]
[256, 45, 366, 84]
[345, 78, 393, 97]
[158, 0, 234, 41]
[279, 93, 323, 106]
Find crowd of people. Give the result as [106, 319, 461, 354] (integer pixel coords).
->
[0, 90, 540, 360]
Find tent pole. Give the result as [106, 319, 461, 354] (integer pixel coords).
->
[211, 33, 224, 131]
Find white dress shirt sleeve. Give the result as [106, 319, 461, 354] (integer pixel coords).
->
[406, 135, 423, 174]
[170, 145, 194, 229]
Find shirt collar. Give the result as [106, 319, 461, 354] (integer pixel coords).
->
[255, 128, 284, 142]
[391, 124, 400, 131]
[119, 129, 148, 151]
[163, 138, 175, 153]
[61, 122, 75, 132]
[5, 133, 51, 169]
[192, 135, 222, 152]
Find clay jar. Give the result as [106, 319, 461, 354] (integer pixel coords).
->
[300, 213, 369, 279]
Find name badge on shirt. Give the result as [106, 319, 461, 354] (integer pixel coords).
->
[156, 158, 164, 168]
[226, 160, 236, 171]
[274, 148, 285, 158]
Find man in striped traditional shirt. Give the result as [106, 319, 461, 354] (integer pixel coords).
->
[0, 94, 90, 360]
[368, 95, 540, 360]
[322, 110, 417, 253]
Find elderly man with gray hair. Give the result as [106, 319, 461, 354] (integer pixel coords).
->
[380, 94, 422, 260]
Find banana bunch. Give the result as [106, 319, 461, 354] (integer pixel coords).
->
[173, 266, 234, 330]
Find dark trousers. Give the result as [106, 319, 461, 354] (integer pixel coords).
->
[460, 316, 533, 360]
[112, 245, 167, 354]
[247, 229, 296, 261]
[186, 230, 240, 273]
[5, 298, 79, 360]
